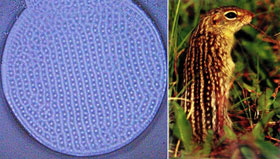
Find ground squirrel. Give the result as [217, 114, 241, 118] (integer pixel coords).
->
[183, 6, 254, 142]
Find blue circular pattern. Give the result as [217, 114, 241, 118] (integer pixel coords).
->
[2, 0, 166, 156]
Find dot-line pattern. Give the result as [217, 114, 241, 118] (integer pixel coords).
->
[2, 0, 166, 156]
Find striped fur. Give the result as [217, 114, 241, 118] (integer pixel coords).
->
[183, 6, 254, 142]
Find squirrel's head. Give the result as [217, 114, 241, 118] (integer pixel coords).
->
[201, 6, 254, 34]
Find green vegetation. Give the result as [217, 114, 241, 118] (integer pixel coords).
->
[169, 0, 280, 158]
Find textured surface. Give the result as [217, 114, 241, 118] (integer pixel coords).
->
[2, 0, 166, 156]
[182, 6, 254, 142]
[0, 0, 167, 158]
[134, 0, 167, 45]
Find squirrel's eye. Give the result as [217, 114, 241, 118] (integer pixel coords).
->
[224, 12, 237, 19]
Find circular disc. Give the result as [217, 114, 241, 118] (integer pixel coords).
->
[2, 0, 166, 156]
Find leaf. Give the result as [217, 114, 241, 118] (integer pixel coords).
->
[273, 99, 280, 109]
[258, 88, 273, 111]
[240, 146, 256, 159]
[202, 130, 213, 155]
[242, 40, 275, 62]
[255, 139, 280, 159]
[252, 122, 265, 140]
[169, 123, 174, 130]
[235, 61, 245, 72]
[223, 125, 237, 140]
[252, 111, 275, 139]
[231, 97, 250, 110]
[172, 102, 192, 152]
[266, 78, 274, 89]
[242, 83, 256, 92]
[231, 149, 240, 159]
[170, 0, 181, 47]
[193, 0, 200, 27]
[261, 111, 275, 126]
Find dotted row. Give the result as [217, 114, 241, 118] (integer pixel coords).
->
[3, 1, 166, 155]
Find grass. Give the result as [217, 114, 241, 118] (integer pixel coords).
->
[168, 0, 280, 158]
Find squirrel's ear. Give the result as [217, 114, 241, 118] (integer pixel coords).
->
[211, 14, 222, 25]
